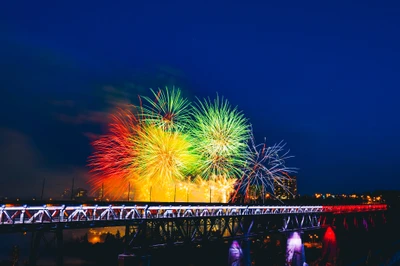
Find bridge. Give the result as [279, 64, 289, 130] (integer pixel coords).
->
[0, 203, 387, 231]
[0, 202, 388, 265]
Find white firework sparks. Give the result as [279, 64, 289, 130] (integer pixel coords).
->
[237, 127, 298, 201]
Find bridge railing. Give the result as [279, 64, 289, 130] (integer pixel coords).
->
[322, 204, 387, 213]
[0, 204, 387, 226]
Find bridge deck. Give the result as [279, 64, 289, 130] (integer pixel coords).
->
[0, 203, 386, 228]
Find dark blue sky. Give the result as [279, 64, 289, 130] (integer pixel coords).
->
[1, 1, 399, 197]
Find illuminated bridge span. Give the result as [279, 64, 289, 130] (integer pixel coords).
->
[0, 203, 387, 233]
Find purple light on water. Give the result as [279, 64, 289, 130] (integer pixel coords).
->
[228, 240, 243, 266]
[286, 232, 304, 265]
[363, 218, 368, 230]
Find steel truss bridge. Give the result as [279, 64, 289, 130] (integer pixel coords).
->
[0, 203, 387, 228]
[0, 203, 387, 238]
[0, 203, 388, 266]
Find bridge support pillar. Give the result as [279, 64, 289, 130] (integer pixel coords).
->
[29, 231, 43, 266]
[28, 229, 64, 266]
[241, 217, 254, 266]
[124, 225, 130, 254]
[241, 237, 251, 266]
[56, 228, 64, 266]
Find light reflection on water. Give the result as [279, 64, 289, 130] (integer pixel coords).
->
[0, 227, 397, 266]
[86, 226, 125, 244]
[32, 258, 96, 266]
[0, 228, 124, 265]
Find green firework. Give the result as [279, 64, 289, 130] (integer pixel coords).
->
[141, 86, 191, 132]
[190, 94, 250, 179]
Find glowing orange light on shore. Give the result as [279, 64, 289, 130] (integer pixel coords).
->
[89, 236, 101, 244]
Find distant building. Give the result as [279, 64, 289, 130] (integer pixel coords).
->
[62, 188, 88, 200]
[61, 188, 71, 199]
[74, 188, 88, 199]
[95, 186, 104, 201]
[274, 175, 297, 200]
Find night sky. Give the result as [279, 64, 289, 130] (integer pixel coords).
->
[1, 1, 400, 198]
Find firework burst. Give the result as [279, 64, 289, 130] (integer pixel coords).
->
[88, 108, 140, 199]
[141, 86, 191, 131]
[134, 125, 198, 187]
[88, 87, 297, 203]
[190, 95, 250, 179]
[234, 127, 297, 201]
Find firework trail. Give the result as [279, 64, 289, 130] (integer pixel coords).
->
[233, 127, 297, 202]
[190, 95, 250, 179]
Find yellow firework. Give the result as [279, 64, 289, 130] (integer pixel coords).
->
[134, 125, 198, 187]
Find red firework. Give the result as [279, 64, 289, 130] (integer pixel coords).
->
[88, 107, 140, 199]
